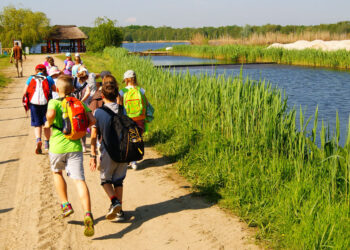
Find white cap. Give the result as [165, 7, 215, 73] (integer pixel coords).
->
[123, 70, 136, 80]
[65, 52, 71, 57]
[75, 53, 80, 57]
[78, 67, 89, 74]
[48, 66, 60, 76]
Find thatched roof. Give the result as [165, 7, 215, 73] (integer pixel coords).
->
[48, 25, 88, 40]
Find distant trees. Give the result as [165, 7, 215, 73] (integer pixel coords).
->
[0, 5, 50, 47]
[86, 17, 123, 52]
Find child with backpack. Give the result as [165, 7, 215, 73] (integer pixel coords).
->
[62, 53, 74, 76]
[45, 74, 96, 237]
[23, 64, 56, 154]
[119, 70, 148, 170]
[90, 75, 143, 221]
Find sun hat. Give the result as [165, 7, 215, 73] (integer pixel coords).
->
[75, 53, 80, 57]
[48, 66, 60, 76]
[65, 52, 71, 57]
[123, 70, 136, 80]
[35, 64, 46, 70]
[78, 67, 89, 74]
[100, 70, 111, 79]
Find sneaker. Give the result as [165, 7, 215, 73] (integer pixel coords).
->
[131, 162, 138, 170]
[60, 203, 74, 218]
[84, 213, 95, 237]
[106, 201, 122, 220]
[35, 139, 42, 154]
[115, 210, 125, 222]
[44, 140, 49, 152]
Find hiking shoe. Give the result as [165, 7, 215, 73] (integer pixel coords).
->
[44, 140, 49, 151]
[115, 210, 125, 222]
[106, 201, 122, 220]
[35, 139, 42, 154]
[131, 162, 138, 170]
[60, 203, 74, 218]
[84, 213, 94, 237]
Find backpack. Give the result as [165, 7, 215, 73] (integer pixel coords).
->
[122, 87, 146, 120]
[53, 97, 89, 140]
[27, 75, 51, 105]
[99, 105, 144, 163]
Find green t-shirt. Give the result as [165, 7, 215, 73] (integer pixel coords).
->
[48, 99, 91, 154]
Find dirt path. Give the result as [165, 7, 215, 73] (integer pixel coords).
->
[0, 55, 259, 250]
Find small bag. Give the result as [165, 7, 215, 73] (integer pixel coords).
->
[122, 87, 146, 120]
[53, 97, 89, 140]
[99, 105, 144, 163]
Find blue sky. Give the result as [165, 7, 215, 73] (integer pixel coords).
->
[1, 0, 349, 27]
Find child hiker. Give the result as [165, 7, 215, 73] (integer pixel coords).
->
[23, 64, 56, 154]
[45, 75, 96, 237]
[90, 75, 128, 221]
[119, 70, 148, 170]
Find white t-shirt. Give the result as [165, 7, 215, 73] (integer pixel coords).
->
[119, 86, 145, 97]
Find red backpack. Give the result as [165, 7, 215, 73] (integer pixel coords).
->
[27, 75, 50, 105]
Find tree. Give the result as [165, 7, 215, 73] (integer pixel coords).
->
[0, 5, 50, 47]
[86, 17, 123, 52]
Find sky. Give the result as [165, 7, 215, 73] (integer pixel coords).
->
[1, 0, 350, 28]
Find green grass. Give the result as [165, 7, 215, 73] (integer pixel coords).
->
[172, 44, 350, 69]
[0, 55, 12, 88]
[82, 47, 350, 249]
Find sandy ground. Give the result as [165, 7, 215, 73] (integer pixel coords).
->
[0, 55, 259, 250]
[268, 39, 350, 51]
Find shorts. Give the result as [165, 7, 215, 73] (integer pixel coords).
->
[30, 104, 47, 127]
[99, 146, 127, 187]
[49, 152, 85, 180]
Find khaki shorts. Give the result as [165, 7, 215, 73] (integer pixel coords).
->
[99, 146, 127, 186]
[49, 152, 85, 180]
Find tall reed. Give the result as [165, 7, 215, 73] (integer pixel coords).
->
[83, 47, 350, 249]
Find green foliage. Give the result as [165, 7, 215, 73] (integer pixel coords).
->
[82, 48, 350, 248]
[0, 5, 50, 47]
[86, 17, 123, 52]
[0, 56, 12, 87]
[172, 44, 350, 69]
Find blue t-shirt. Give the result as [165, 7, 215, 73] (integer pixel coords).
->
[26, 73, 55, 88]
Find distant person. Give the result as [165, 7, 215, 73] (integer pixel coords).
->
[62, 53, 74, 76]
[48, 66, 61, 99]
[45, 75, 95, 237]
[43, 56, 51, 72]
[119, 70, 148, 170]
[74, 52, 83, 64]
[89, 71, 112, 113]
[72, 57, 82, 77]
[10, 42, 26, 78]
[90, 75, 127, 221]
[23, 64, 56, 154]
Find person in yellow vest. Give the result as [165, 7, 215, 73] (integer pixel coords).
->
[10, 42, 26, 78]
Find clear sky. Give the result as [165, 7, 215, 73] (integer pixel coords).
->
[1, 0, 349, 28]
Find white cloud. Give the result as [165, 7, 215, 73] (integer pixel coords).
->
[125, 17, 137, 24]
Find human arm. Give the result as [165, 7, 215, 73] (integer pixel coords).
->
[89, 126, 98, 171]
[81, 85, 91, 102]
[10, 49, 13, 63]
[87, 111, 96, 127]
[45, 108, 56, 129]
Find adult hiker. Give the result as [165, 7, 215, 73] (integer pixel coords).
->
[10, 42, 26, 78]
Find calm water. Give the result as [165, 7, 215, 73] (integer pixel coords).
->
[122, 42, 188, 52]
[170, 63, 350, 145]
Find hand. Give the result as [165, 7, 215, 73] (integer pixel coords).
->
[90, 158, 97, 171]
[44, 121, 50, 129]
[9, 59, 13, 63]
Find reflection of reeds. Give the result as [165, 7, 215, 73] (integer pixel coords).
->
[210, 31, 350, 45]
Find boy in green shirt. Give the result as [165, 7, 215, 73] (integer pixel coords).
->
[45, 75, 96, 237]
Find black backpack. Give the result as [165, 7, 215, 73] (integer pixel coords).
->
[99, 105, 144, 163]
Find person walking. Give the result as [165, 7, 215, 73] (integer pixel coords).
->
[10, 42, 26, 78]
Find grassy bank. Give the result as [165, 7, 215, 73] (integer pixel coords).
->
[0, 55, 12, 87]
[82, 47, 350, 249]
[172, 44, 350, 69]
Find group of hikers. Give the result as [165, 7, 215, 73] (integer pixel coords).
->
[22, 53, 153, 237]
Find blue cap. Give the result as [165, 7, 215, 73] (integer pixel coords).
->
[65, 52, 71, 57]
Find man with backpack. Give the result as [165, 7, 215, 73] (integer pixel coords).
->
[23, 64, 56, 154]
[45, 75, 96, 237]
[10, 42, 26, 78]
[90, 75, 144, 222]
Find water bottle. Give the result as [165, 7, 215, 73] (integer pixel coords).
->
[62, 109, 71, 135]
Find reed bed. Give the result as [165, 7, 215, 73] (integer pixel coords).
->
[83, 47, 350, 249]
[172, 44, 350, 69]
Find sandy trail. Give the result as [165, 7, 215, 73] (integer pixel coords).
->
[0, 55, 258, 250]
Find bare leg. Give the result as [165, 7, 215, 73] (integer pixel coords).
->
[19, 60, 23, 77]
[102, 183, 115, 198]
[115, 186, 123, 204]
[34, 126, 42, 139]
[15, 60, 19, 78]
[43, 127, 51, 141]
[53, 172, 68, 203]
[74, 180, 91, 212]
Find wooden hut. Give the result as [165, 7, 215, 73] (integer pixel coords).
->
[43, 25, 88, 53]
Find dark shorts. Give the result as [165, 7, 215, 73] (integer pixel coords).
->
[30, 104, 47, 127]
